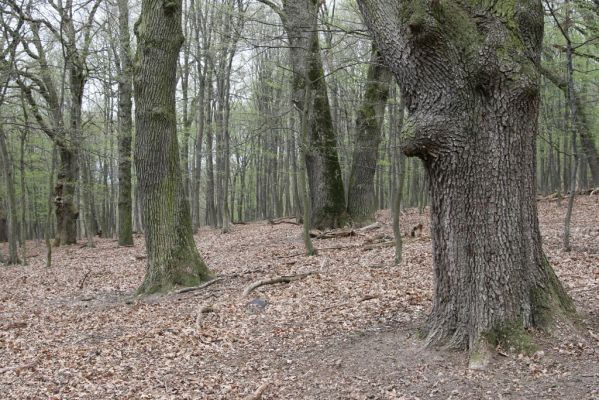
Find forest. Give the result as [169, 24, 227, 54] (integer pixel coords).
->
[0, 0, 598, 398]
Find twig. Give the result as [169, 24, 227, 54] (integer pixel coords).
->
[78, 270, 92, 289]
[358, 294, 379, 303]
[175, 277, 222, 294]
[242, 272, 316, 297]
[244, 381, 270, 400]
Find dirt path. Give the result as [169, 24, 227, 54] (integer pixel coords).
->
[0, 197, 598, 399]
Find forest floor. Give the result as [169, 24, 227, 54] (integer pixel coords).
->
[1, 196, 598, 399]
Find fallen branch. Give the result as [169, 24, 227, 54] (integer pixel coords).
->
[242, 272, 316, 297]
[358, 294, 379, 303]
[244, 381, 270, 400]
[356, 221, 383, 232]
[268, 217, 300, 226]
[0, 363, 36, 375]
[175, 277, 222, 294]
[1, 322, 27, 331]
[313, 229, 357, 239]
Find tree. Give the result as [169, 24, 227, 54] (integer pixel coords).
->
[134, 0, 213, 294]
[347, 45, 393, 227]
[357, 1, 575, 355]
[116, 0, 134, 246]
[259, 0, 347, 229]
[13, 0, 101, 246]
[0, 128, 19, 264]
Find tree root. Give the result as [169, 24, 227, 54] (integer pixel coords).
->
[175, 277, 222, 294]
[244, 381, 270, 400]
[242, 272, 316, 297]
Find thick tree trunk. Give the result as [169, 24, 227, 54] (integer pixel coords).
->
[134, 0, 212, 294]
[347, 46, 392, 227]
[117, 0, 134, 246]
[0, 128, 19, 264]
[54, 146, 79, 246]
[358, 0, 574, 352]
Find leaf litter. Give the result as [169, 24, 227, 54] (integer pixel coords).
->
[0, 196, 598, 399]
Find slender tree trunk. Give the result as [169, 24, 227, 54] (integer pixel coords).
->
[391, 97, 405, 265]
[205, 74, 217, 227]
[46, 145, 58, 268]
[80, 154, 95, 247]
[540, 66, 599, 187]
[358, 0, 574, 354]
[299, 75, 316, 256]
[347, 46, 392, 227]
[19, 130, 27, 264]
[134, 0, 212, 294]
[117, 0, 134, 246]
[562, 2, 578, 252]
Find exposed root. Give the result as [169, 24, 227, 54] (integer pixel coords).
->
[242, 272, 316, 297]
[244, 381, 270, 400]
[175, 277, 222, 294]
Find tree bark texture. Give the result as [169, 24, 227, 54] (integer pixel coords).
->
[117, 0, 134, 246]
[347, 46, 393, 227]
[358, 0, 574, 350]
[0, 128, 19, 264]
[134, 0, 212, 294]
[277, 0, 346, 229]
[54, 146, 79, 246]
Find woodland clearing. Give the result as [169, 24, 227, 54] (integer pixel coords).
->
[1, 196, 598, 399]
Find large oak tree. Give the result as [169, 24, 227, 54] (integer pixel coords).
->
[357, 0, 574, 353]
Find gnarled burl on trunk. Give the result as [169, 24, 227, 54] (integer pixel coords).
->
[357, 0, 575, 351]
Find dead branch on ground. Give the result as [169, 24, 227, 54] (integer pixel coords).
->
[242, 272, 316, 297]
[175, 277, 223, 294]
[267, 217, 300, 226]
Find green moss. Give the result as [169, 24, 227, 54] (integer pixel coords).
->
[400, 118, 417, 143]
[399, 1, 429, 27]
[432, 0, 483, 52]
[150, 107, 176, 123]
[530, 256, 576, 328]
[484, 322, 537, 355]
[162, 0, 178, 14]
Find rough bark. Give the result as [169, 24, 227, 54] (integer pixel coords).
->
[134, 0, 212, 294]
[358, 0, 574, 351]
[54, 146, 79, 246]
[0, 128, 19, 264]
[117, 0, 134, 246]
[347, 46, 393, 227]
